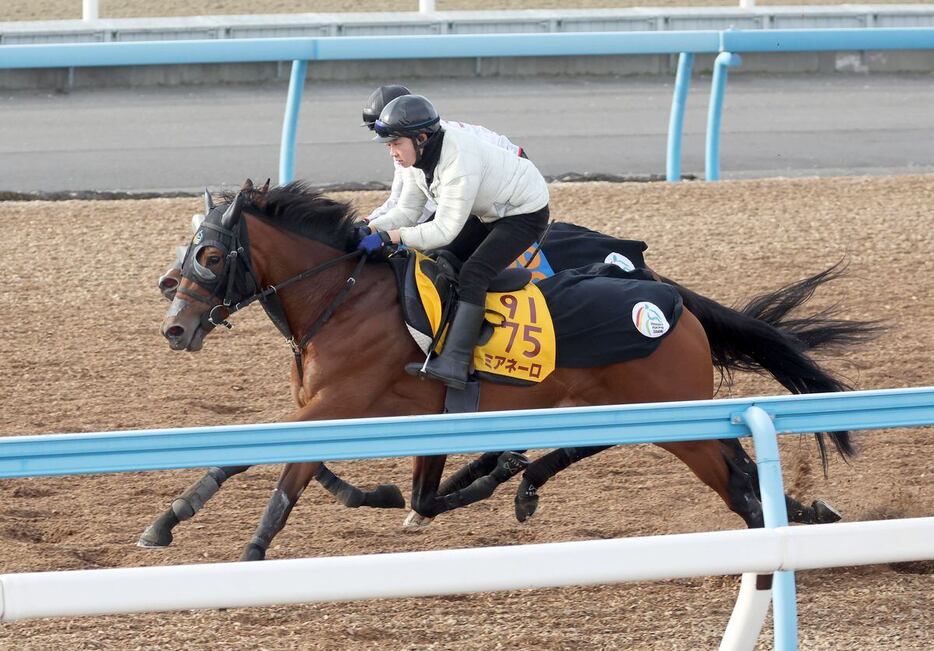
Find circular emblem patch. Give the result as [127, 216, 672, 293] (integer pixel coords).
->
[632, 301, 670, 338]
[605, 252, 635, 272]
[193, 230, 204, 245]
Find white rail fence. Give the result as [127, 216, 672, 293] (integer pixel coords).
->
[1, 518, 931, 622]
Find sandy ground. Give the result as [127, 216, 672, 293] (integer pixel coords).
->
[0, 175, 932, 649]
[2, 0, 916, 23]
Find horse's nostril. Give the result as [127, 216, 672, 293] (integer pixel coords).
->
[165, 325, 185, 339]
[159, 277, 179, 291]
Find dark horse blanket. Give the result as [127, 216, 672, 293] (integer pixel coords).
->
[392, 222, 682, 382]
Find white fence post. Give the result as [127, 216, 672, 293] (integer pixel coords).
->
[82, 0, 99, 21]
[419, 0, 436, 13]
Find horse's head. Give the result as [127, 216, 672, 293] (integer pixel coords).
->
[160, 178, 360, 352]
[161, 180, 263, 351]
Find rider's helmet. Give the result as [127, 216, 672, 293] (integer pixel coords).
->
[361, 85, 411, 129]
[372, 95, 441, 143]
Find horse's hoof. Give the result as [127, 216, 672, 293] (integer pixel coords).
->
[813, 499, 842, 524]
[371, 484, 406, 509]
[240, 543, 266, 561]
[402, 510, 434, 532]
[137, 524, 173, 548]
[514, 478, 540, 523]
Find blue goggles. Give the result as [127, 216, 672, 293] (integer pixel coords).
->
[373, 119, 399, 139]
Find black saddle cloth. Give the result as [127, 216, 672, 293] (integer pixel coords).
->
[540, 222, 648, 272]
[538, 263, 683, 368]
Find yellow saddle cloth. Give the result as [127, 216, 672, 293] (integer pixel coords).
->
[408, 251, 557, 384]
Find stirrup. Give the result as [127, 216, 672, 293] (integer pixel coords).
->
[404, 361, 469, 391]
[405, 360, 429, 379]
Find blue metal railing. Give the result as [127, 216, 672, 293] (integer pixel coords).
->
[2, 28, 933, 183]
[0, 386, 932, 650]
[2, 387, 931, 478]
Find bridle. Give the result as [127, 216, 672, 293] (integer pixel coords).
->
[178, 189, 367, 384]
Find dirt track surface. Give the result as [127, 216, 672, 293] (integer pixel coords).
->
[0, 176, 932, 649]
[3, 0, 913, 22]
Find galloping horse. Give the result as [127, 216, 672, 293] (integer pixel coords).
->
[154, 180, 876, 561]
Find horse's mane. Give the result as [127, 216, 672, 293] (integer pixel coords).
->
[222, 180, 358, 250]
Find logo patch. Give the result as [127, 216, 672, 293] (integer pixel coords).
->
[193, 230, 204, 245]
[632, 301, 670, 338]
[605, 252, 635, 272]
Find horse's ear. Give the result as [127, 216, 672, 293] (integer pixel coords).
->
[241, 178, 255, 192]
[260, 178, 270, 194]
[221, 192, 244, 230]
[203, 188, 214, 214]
[191, 213, 205, 234]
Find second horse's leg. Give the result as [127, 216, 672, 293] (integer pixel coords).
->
[515, 446, 612, 522]
[138, 465, 250, 548]
[314, 463, 406, 509]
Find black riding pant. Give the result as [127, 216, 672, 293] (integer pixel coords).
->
[442, 205, 549, 305]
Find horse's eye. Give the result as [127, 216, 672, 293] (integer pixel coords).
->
[207, 255, 222, 266]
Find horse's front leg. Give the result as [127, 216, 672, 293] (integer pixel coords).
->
[241, 461, 319, 561]
[404, 455, 448, 531]
[138, 465, 250, 548]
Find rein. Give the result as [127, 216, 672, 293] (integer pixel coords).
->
[208, 238, 366, 385]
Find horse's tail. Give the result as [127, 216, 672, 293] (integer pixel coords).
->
[662, 261, 883, 471]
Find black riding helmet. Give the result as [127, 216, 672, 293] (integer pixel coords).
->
[361, 85, 411, 129]
[372, 95, 442, 144]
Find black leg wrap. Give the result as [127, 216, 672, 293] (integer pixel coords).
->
[724, 454, 764, 529]
[522, 446, 609, 489]
[315, 464, 366, 507]
[171, 466, 247, 521]
[242, 488, 293, 562]
[442, 476, 499, 511]
[315, 465, 405, 509]
[140, 466, 248, 548]
[720, 439, 761, 498]
[438, 452, 501, 496]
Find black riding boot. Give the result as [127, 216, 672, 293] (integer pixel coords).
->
[406, 301, 485, 390]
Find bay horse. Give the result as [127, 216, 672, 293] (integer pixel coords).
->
[154, 180, 875, 561]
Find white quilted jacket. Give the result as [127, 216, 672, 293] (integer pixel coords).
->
[368, 127, 549, 251]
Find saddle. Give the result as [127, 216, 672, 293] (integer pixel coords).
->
[388, 228, 684, 388]
[390, 250, 558, 386]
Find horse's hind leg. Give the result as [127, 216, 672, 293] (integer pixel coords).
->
[138, 465, 250, 548]
[720, 438, 842, 526]
[515, 446, 612, 522]
[314, 463, 406, 509]
[438, 452, 502, 495]
[407, 452, 528, 526]
[402, 451, 508, 529]
[718, 439, 765, 529]
[241, 461, 319, 561]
